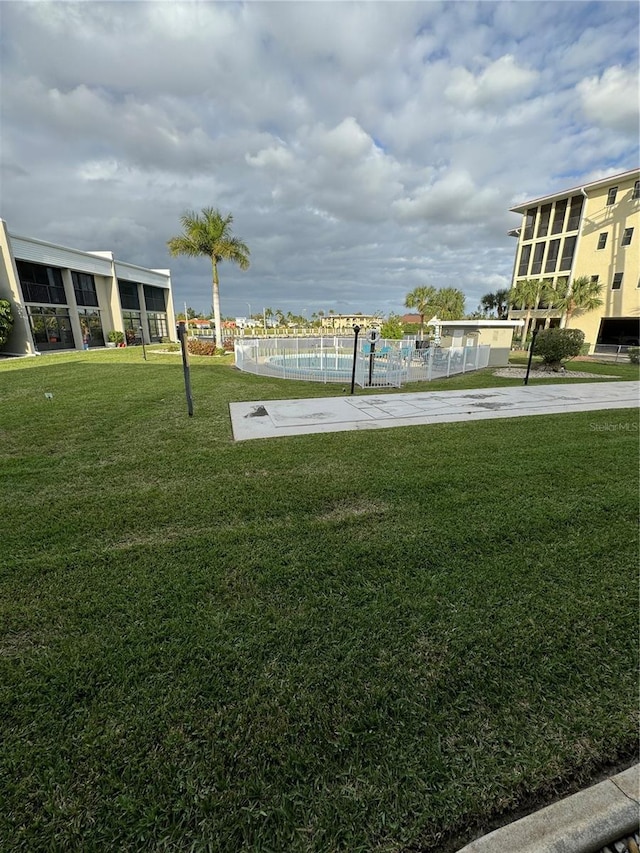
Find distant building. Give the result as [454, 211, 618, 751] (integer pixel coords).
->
[0, 220, 177, 356]
[320, 313, 379, 331]
[507, 168, 640, 353]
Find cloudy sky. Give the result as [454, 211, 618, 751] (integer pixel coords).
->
[1, 1, 638, 319]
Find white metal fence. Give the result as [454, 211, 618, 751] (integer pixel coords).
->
[234, 337, 491, 387]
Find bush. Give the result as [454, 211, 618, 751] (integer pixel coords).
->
[534, 328, 585, 368]
[628, 346, 640, 365]
[0, 299, 14, 348]
[108, 330, 125, 344]
[222, 338, 235, 352]
[187, 339, 217, 356]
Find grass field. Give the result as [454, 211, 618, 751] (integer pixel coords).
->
[1, 349, 638, 852]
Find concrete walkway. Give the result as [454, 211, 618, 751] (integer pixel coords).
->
[456, 764, 639, 853]
[229, 381, 639, 441]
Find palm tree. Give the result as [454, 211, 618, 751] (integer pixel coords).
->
[495, 288, 510, 319]
[167, 208, 250, 348]
[405, 285, 437, 339]
[433, 287, 466, 320]
[552, 276, 605, 328]
[479, 292, 497, 317]
[508, 278, 545, 340]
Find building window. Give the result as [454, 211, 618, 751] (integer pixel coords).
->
[590, 275, 599, 285]
[147, 311, 168, 341]
[551, 199, 567, 234]
[143, 285, 166, 312]
[606, 187, 618, 205]
[559, 236, 577, 270]
[621, 228, 634, 247]
[16, 260, 66, 305]
[118, 280, 140, 310]
[72, 271, 98, 307]
[597, 232, 608, 250]
[612, 273, 623, 290]
[530, 242, 545, 275]
[566, 195, 584, 231]
[78, 308, 105, 347]
[517, 244, 532, 277]
[633, 180, 640, 200]
[544, 239, 560, 273]
[27, 306, 74, 350]
[537, 204, 552, 238]
[523, 208, 537, 241]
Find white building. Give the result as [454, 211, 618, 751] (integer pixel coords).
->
[0, 219, 177, 356]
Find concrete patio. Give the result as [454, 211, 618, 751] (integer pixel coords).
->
[229, 380, 639, 441]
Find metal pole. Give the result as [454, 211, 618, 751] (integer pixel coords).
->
[524, 327, 539, 385]
[368, 330, 376, 386]
[350, 325, 360, 394]
[177, 321, 194, 416]
[139, 326, 147, 361]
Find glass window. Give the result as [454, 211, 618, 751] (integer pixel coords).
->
[606, 187, 618, 205]
[530, 243, 545, 275]
[78, 308, 105, 348]
[559, 236, 577, 270]
[544, 239, 560, 273]
[523, 208, 537, 241]
[551, 199, 567, 234]
[27, 306, 74, 350]
[143, 285, 166, 312]
[597, 233, 608, 250]
[590, 275, 599, 285]
[16, 261, 66, 305]
[147, 312, 168, 341]
[621, 228, 634, 247]
[537, 204, 552, 238]
[566, 195, 584, 231]
[633, 181, 640, 200]
[72, 271, 98, 307]
[118, 280, 140, 310]
[517, 244, 532, 277]
[612, 273, 623, 290]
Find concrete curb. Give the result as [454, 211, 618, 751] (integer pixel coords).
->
[456, 764, 639, 853]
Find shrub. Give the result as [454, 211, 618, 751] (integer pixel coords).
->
[534, 328, 585, 368]
[0, 299, 14, 347]
[108, 330, 125, 344]
[628, 346, 640, 365]
[380, 314, 404, 339]
[187, 339, 217, 356]
[222, 338, 235, 352]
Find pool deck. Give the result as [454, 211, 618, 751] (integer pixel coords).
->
[229, 380, 640, 441]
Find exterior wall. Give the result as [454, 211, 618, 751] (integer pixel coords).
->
[569, 177, 639, 347]
[0, 220, 177, 355]
[0, 221, 36, 355]
[437, 323, 520, 367]
[508, 169, 640, 353]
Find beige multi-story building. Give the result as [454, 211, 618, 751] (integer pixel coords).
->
[508, 168, 639, 353]
[0, 219, 177, 356]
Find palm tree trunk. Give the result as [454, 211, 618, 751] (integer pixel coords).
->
[211, 258, 222, 348]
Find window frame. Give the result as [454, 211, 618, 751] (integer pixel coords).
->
[596, 232, 608, 250]
[606, 186, 618, 206]
[621, 228, 634, 247]
[611, 273, 623, 291]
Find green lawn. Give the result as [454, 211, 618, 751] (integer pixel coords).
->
[1, 349, 638, 852]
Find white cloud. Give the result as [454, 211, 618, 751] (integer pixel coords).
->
[445, 55, 538, 109]
[577, 66, 640, 134]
